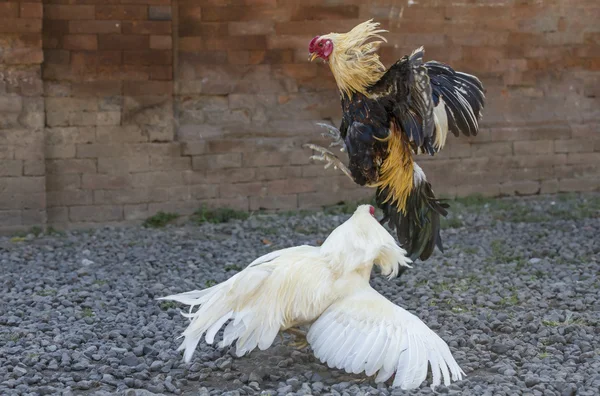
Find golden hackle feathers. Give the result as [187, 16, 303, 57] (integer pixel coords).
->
[373, 124, 414, 213]
[322, 19, 388, 97]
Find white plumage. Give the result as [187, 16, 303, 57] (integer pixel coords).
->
[159, 205, 465, 390]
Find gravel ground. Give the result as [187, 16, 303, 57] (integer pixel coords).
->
[1, 192, 599, 396]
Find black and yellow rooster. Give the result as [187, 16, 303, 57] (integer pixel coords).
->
[306, 20, 485, 262]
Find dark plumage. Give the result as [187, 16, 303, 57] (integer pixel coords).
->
[308, 21, 485, 263]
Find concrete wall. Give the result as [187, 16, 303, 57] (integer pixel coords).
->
[0, 0, 598, 232]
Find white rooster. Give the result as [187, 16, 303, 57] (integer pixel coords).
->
[160, 205, 464, 390]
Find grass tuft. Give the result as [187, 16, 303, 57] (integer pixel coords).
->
[159, 301, 177, 311]
[143, 212, 179, 228]
[192, 206, 249, 224]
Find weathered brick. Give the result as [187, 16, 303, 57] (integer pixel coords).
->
[256, 166, 303, 181]
[0, 210, 21, 227]
[47, 174, 81, 191]
[471, 142, 513, 157]
[96, 5, 148, 20]
[554, 139, 594, 153]
[122, 81, 172, 96]
[47, 127, 95, 145]
[69, 205, 123, 222]
[149, 155, 191, 171]
[47, 207, 68, 223]
[567, 152, 600, 165]
[454, 184, 501, 198]
[228, 20, 274, 36]
[192, 153, 242, 170]
[131, 171, 184, 187]
[220, 182, 265, 198]
[499, 181, 541, 196]
[77, 143, 126, 158]
[98, 34, 149, 50]
[69, 20, 121, 34]
[249, 194, 297, 211]
[150, 35, 172, 49]
[0, 177, 45, 195]
[266, 178, 315, 195]
[242, 151, 289, 167]
[149, 6, 172, 21]
[63, 35, 98, 50]
[96, 125, 147, 143]
[45, 5, 95, 20]
[20, 3, 43, 19]
[199, 197, 249, 212]
[23, 160, 45, 176]
[0, 193, 44, 211]
[93, 189, 152, 205]
[46, 159, 97, 174]
[0, 96, 23, 113]
[202, 168, 256, 184]
[97, 156, 150, 174]
[47, 189, 93, 207]
[513, 140, 554, 155]
[122, 21, 171, 35]
[82, 174, 131, 190]
[124, 203, 149, 220]
[123, 50, 172, 66]
[540, 179, 559, 194]
[559, 178, 600, 192]
[0, 3, 19, 18]
[0, 160, 23, 176]
[190, 184, 219, 199]
[46, 144, 76, 159]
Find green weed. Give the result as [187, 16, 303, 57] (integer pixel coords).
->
[143, 212, 179, 228]
[192, 206, 249, 224]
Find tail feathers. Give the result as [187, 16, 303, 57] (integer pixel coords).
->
[425, 60, 485, 138]
[377, 173, 448, 262]
[160, 267, 279, 362]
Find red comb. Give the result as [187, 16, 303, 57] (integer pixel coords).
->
[369, 206, 375, 216]
[309, 36, 319, 52]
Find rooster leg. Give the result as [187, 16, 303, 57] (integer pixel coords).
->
[303, 144, 353, 181]
[283, 328, 309, 350]
[316, 123, 346, 151]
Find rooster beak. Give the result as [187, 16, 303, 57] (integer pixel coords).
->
[308, 53, 318, 62]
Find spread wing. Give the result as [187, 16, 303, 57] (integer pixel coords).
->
[367, 46, 485, 155]
[307, 286, 464, 390]
[367, 46, 437, 155]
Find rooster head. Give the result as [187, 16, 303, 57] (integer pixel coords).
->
[308, 36, 334, 62]
[307, 19, 388, 97]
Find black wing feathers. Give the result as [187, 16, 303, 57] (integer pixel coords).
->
[425, 61, 485, 138]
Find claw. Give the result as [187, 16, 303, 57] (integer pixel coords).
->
[316, 122, 346, 150]
[304, 144, 353, 181]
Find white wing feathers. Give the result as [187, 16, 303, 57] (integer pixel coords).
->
[307, 287, 464, 390]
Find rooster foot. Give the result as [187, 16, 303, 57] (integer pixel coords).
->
[283, 328, 309, 350]
[316, 123, 346, 151]
[303, 144, 353, 181]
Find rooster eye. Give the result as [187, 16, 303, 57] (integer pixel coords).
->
[318, 42, 323, 47]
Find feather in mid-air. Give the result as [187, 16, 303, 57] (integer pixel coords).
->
[305, 20, 486, 264]
[160, 205, 464, 390]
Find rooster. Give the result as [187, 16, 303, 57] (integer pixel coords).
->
[305, 20, 485, 262]
[160, 205, 464, 390]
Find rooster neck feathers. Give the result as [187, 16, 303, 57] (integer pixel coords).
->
[372, 125, 414, 213]
[323, 19, 387, 98]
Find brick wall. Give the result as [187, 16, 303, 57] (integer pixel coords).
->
[42, 0, 175, 227]
[0, 1, 45, 233]
[0, 0, 598, 232]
